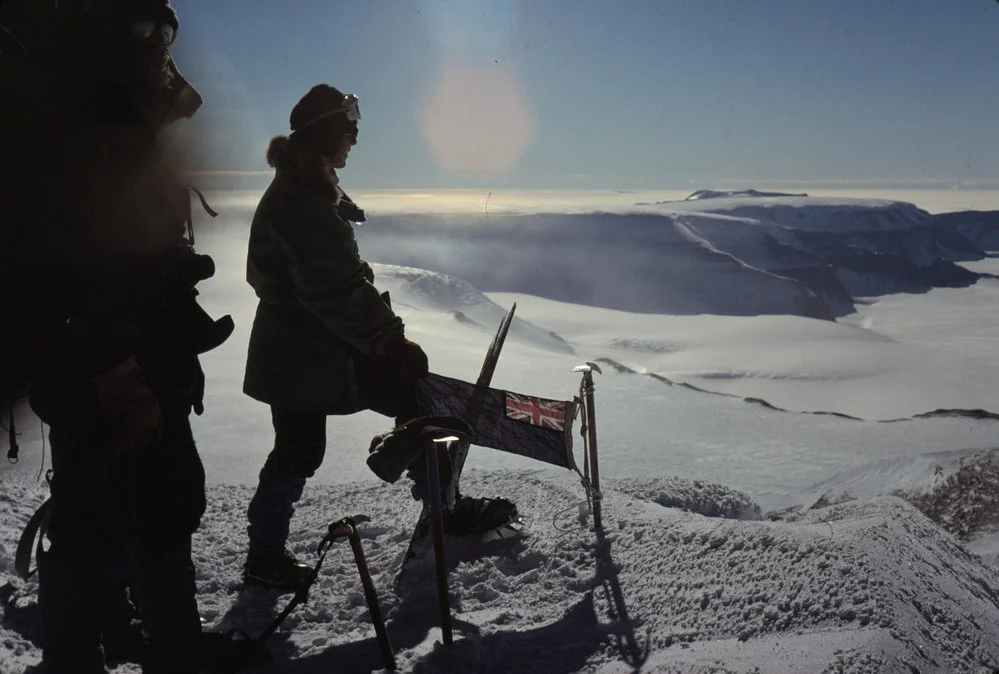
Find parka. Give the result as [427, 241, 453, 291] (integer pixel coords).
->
[243, 135, 404, 414]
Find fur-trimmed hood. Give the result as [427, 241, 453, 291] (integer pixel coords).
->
[266, 135, 340, 203]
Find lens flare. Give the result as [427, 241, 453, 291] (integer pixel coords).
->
[419, 62, 536, 175]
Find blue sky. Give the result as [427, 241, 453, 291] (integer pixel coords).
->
[170, 0, 999, 190]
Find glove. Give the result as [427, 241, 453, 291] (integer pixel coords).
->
[378, 336, 429, 379]
[360, 260, 375, 283]
[91, 355, 163, 455]
[366, 416, 472, 483]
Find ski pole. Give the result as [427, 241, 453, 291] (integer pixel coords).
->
[427, 436, 454, 644]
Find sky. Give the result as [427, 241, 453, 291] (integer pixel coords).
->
[167, 0, 999, 190]
[7, 196, 999, 671]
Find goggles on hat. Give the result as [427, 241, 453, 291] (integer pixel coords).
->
[340, 94, 361, 122]
[299, 94, 362, 129]
[131, 19, 177, 46]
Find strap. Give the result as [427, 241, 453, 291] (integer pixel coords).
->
[5, 404, 18, 464]
[186, 184, 219, 218]
[256, 514, 369, 644]
[183, 184, 218, 246]
[15, 497, 52, 580]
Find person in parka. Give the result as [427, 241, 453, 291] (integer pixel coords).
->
[242, 84, 430, 588]
[0, 1, 256, 672]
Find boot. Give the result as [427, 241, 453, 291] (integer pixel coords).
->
[36, 550, 108, 674]
[243, 546, 313, 591]
[445, 496, 519, 536]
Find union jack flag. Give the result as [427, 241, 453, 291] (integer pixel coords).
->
[505, 392, 567, 431]
[416, 373, 576, 469]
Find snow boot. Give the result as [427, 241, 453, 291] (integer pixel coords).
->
[444, 496, 519, 536]
[243, 546, 313, 591]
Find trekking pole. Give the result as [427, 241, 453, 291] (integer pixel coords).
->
[426, 436, 455, 644]
[574, 362, 603, 531]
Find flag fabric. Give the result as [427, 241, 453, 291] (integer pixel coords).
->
[416, 373, 577, 470]
[505, 392, 567, 431]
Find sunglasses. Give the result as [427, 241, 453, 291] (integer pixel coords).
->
[130, 19, 177, 46]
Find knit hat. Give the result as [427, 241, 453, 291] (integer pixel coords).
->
[132, 0, 178, 30]
[290, 84, 350, 132]
[155, 2, 179, 31]
[91, 0, 179, 30]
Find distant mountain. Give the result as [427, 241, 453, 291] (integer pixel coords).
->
[359, 213, 834, 320]
[358, 193, 999, 320]
[934, 210, 999, 251]
[681, 189, 810, 200]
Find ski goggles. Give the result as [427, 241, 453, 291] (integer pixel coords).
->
[130, 19, 177, 46]
[299, 94, 362, 129]
[340, 94, 361, 122]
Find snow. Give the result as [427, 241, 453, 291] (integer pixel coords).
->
[5, 191, 999, 672]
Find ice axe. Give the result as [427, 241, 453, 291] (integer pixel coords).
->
[573, 362, 603, 531]
[247, 514, 396, 671]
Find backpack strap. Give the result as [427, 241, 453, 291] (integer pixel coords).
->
[15, 497, 52, 580]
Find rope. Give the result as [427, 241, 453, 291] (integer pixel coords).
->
[551, 498, 589, 532]
[0, 21, 28, 55]
[36, 421, 46, 481]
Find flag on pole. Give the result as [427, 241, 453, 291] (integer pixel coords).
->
[416, 373, 577, 470]
[505, 392, 567, 431]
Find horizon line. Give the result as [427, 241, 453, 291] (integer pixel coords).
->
[178, 170, 999, 189]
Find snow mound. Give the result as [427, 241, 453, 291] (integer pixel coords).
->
[373, 264, 574, 354]
[5, 473, 999, 672]
[608, 475, 764, 520]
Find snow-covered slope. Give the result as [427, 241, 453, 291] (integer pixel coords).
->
[373, 265, 573, 355]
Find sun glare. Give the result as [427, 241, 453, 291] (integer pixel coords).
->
[419, 62, 536, 175]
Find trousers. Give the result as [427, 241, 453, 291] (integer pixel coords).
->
[33, 351, 206, 674]
[246, 355, 422, 551]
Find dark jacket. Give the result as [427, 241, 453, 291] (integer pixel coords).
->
[243, 135, 404, 414]
[14, 79, 206, 422]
